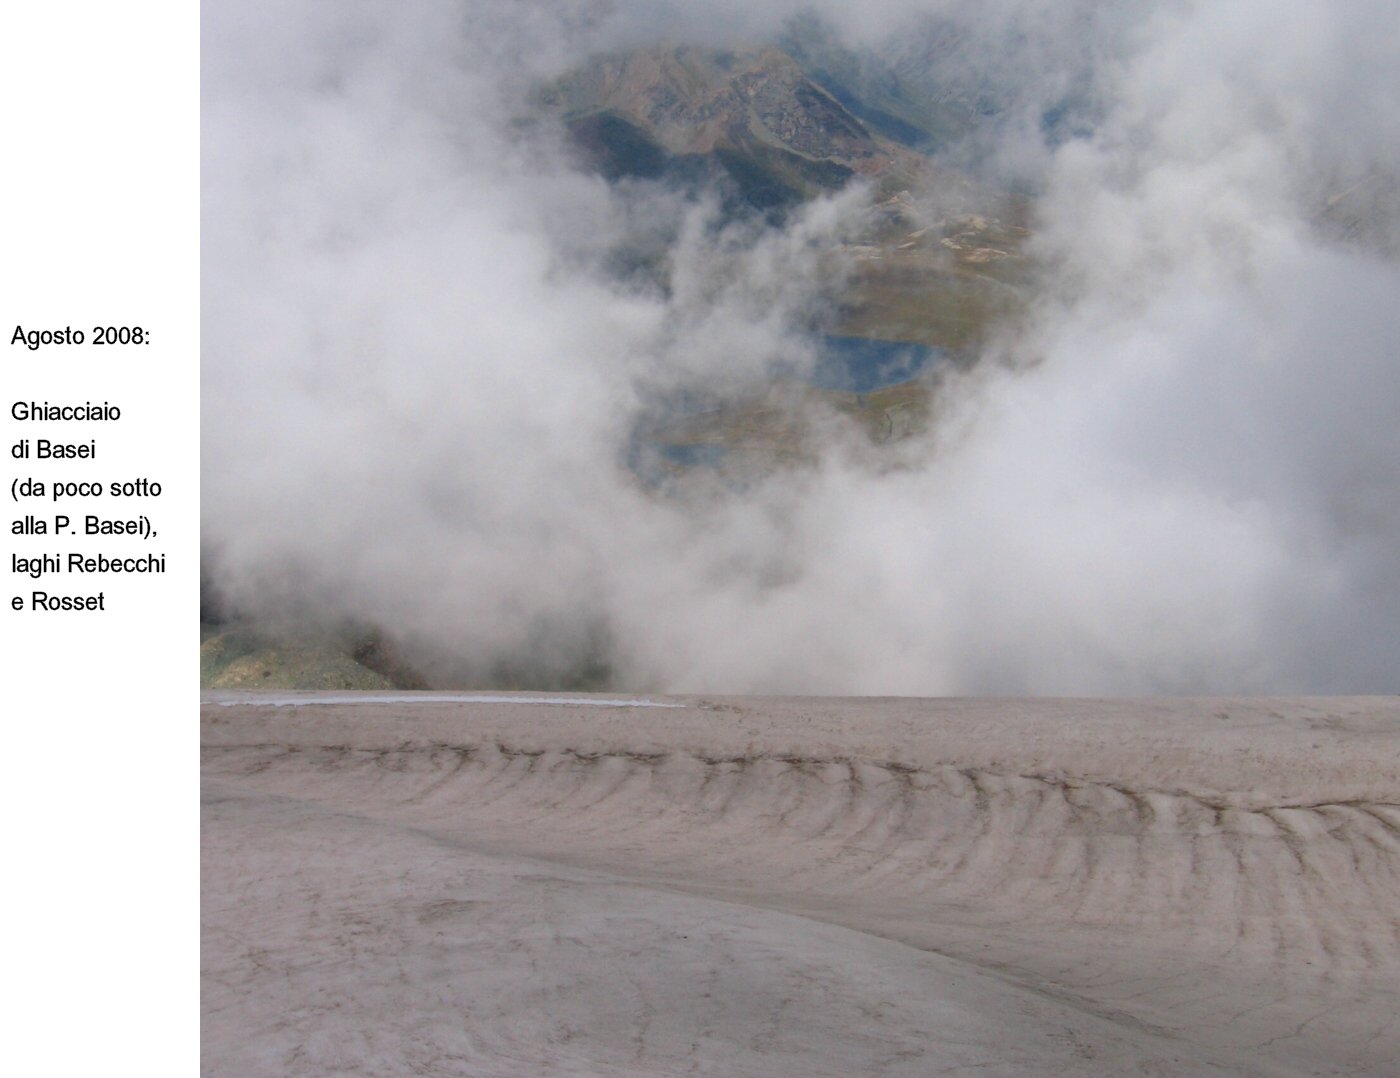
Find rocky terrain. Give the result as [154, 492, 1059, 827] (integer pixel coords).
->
[541, 44, 930, 209]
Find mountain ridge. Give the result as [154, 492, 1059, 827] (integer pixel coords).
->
[539, 43, 931, 209]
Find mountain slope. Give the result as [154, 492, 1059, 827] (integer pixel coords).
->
[540, 44, 927, 209]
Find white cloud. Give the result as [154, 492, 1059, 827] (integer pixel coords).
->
[204, 1, 1400, 692]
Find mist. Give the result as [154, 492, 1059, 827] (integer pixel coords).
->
[202, 0, 1400, 694]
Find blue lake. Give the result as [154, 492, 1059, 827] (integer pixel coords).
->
[630, 334, 942, 481]
[658, 443, 730, 467]
[806, 336, 945, 393]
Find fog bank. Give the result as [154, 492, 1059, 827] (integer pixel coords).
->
[203, 0, 1400, 693]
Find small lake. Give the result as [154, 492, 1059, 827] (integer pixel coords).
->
[806, 336, 945, 393]
[628, 334, 942, 483]
[658, 443, 730, 467]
